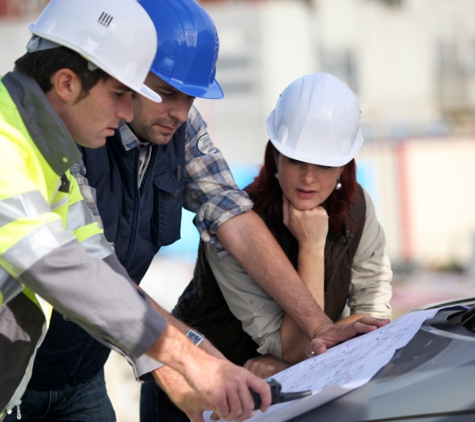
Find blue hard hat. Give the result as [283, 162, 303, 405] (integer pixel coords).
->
[138, 0, 223, 99]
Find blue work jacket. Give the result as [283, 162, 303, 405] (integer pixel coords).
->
[28, 125, 186, 388]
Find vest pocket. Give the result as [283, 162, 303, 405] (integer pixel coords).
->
[153, 175, 185, 246]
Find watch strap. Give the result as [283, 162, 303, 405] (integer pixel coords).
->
[185, 329, 205, 346]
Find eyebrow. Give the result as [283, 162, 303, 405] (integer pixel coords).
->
[152, 83, 195, 99]
[155, 84, 176, 93]
[113, 82, 132, 92]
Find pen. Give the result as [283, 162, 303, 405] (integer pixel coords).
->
[250, 378, 312, 410]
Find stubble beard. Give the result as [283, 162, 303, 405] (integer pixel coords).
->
[130, 117, 181, 146]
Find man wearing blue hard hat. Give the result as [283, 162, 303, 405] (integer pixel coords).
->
[11, 0, 387, 421]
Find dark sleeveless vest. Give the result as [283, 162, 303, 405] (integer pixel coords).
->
[173, 185, 366, 366]
[28, 125, 186, 389]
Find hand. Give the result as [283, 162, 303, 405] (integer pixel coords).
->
[184, 353, 272, 421]
[310, 317, 390, 355]
[244, 354, 292, 378]
[154, 367, 213, 422]
[147, 325, 272, 421]
[282, 195, 328, 249]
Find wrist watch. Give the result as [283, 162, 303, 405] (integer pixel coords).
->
[185, 329, 205, 346]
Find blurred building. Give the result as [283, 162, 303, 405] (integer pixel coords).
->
[0, 0, 48, 17]
[196, 0, 475, 149]
[191, 0, 475, 270]
[2, 0, 475, 268]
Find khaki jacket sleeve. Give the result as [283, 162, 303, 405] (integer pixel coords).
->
[205, 242, 285, 360]
[348, 188, 393, 319]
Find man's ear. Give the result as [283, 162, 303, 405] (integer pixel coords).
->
[50, 68, 81, 103]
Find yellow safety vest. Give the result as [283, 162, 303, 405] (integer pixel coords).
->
[0, 72, 110, 416]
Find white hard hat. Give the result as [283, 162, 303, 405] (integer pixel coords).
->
[266, 73, 363, 167]
[27, 0, 161, 103]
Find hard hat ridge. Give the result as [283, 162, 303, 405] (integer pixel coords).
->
[266, 73, 364, 167]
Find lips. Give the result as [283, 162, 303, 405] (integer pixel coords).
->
[158, 124, 177, 134]
[296, 189, 317, 199]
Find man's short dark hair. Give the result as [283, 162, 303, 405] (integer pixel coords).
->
[15, 47, 110, 97]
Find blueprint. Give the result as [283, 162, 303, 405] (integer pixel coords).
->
[204, 308, 440, 422]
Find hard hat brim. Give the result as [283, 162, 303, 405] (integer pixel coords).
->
[268, 120, 364, 167]
[139, 84, 162, 103]
[198, 80, 224, 100]
[164, 77, 224, 100]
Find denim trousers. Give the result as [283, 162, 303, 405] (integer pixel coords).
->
[3, 369, 115, 422]
[140, 381, 189, 422]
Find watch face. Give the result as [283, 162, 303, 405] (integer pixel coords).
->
[186, 330, 204, 345]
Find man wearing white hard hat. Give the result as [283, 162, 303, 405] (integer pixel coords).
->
[0, 0, 272, 420]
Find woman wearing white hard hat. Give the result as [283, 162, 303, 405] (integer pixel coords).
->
[173, 73, 393, 378]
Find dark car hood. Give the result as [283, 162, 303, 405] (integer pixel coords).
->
[291, 298, 475, 422]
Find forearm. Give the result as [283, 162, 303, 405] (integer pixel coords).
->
[216, 211, 331, 339]
[280, 245, 325, 362]
[135, 283, 225, 359]
[298, 245, 325, 309]
[154, 365, 188, 394]
[153, 365, 210, 415]
[145, 323, 272, 421]
[149, 325, 272, 421]
[145, 324, 208, 387]
[280, 314, 312, 363]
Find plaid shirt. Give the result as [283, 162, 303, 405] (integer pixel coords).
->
[71, 105, 253, 256]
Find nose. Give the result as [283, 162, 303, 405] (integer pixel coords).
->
[301, 164, 318, 183]
[169, 94, 193, 124]
[117, 93, 134, 123]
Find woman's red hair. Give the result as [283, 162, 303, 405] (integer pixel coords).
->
[245, 141, 358, 234]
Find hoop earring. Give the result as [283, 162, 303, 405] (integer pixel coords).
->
[335, 178, 342, 191]
[275, 172, 279, 179]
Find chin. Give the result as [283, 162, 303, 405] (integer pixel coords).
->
[81, 138, 107, 149]
[93, 138, 107, 148]
[293, 202, 320, 211]
[153, 137, 173, 146]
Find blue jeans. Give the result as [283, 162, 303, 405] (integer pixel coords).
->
[140, 382, 188, 422]
[4, 369, 115, 422]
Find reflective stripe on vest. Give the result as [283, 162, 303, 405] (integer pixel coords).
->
[0, 190, 50, 229]
[66, 195, 114, 259]
[1, 219, 74, 278]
